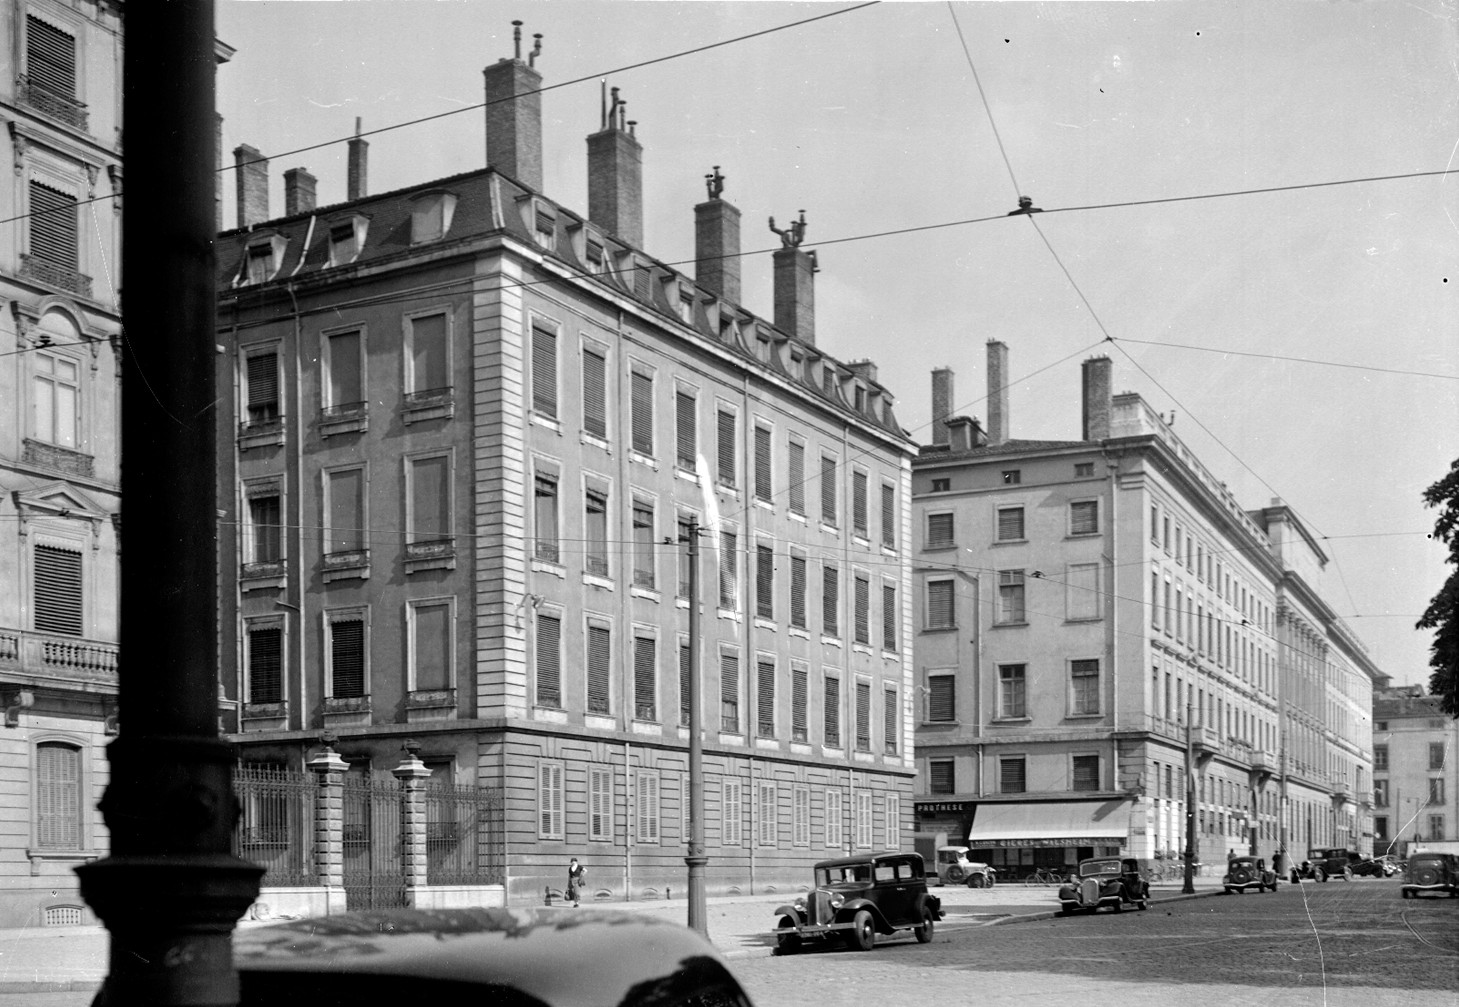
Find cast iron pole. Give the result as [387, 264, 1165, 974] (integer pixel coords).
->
[684, 519, 708, 936]
[78, 4, 264, 1004]
[1183, 699, 1197, 895]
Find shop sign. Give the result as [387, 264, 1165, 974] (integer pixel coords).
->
[915, 801, 973, 815]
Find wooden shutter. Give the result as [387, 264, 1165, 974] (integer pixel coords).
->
[330, 620, 365, 698]
[754, 426, 772, 501]
[535, 613, 561, 707]
[755, 545, 774, 620]
[793, 787, 810, 846]
[679, 642, 692, 727]
[1001, 758, 1026, 793]
[630, 371, 653, 454]
[33, 543, 82, 636]
[787, 442, 805, 513]
[719, 651, 739, 732]
[675, 391, 696, 467]
[820, 455, 837, 524]
[929, 760, 954, 794]
[248, 626, 283, 704]
[539, 763, 562, 837]
[881, 483, 896, 547]
[855, 682, 870, 749]
[792, 667, 808, 742]
[884, 689, 898, 754]
[531, 325, 557, 418]
[822, 564, 838, 636]
[36, 743, 80, 849]
[637, 772, 659, 843]
[28, 181, 78, 269]
[632, 502, 655, 588]
[582, 347, 607, 437]
[927, 579, 954, 628]
[718, 530, 737, 609]
[589, 768, 610, 840]
[998, 506, 1025, 540]
[587, 625, 611, 714]
[246, 353, 279, 416]
[757, 659, 775, 738]
[853, 471, 868, 535]
[927, 513, 954, 545]
[790, 555, 806, 628]
[1073, 756, 1100, 791]
[634, 636, 656, 721]
[928, 677, 954, 721]
[854, 576, 870, 644]
[823, 676, 840, 747]
[716, 409, 736, 487]
[26, 16, 76, 97]
[882, 584, 896, 651]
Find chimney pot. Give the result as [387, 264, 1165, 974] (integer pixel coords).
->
[588, 99, 643, 246]
[987, 340, 1009, 445]
[484, 52, 544, 190]
[772, 247, 816, 344]
[695, 191, 742, 304]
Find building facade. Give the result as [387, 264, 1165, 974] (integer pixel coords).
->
[215, 42, 916, 905]
[911, 345, 1382, 878]
[1371, 686, 1457, 855]
[0, 0, 124, 928]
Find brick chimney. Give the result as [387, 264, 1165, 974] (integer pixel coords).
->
[347, 117, 368, 200]
[987, 340, 1009, 445]
[695, 166, 741, 304]
[283, 167, 317, 216]
[1082, 355, 1113, 441]
[233, 144, 268, 228]
[483, 22, 544, 191]
[930, 367, 954, 446]
[947, 416, 985, 452]
[587, 84, 643, 246]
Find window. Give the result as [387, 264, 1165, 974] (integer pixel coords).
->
[244, 242, 276, 285]
[720, 651, 740, 732]
[409, 600, 451, 693]
[790, 552, 807, 629]
[246, 623, 283, 704]
[793, 786, 811, 846]
[676, 516, 693, 599]
[632, 500, 655, 589]
[587, 624, 611, 715]
[1373, 780, 1388, 807]
[791, 665, 809, 742]
[533, 469, 560, 563]
[713, 409, 738, 487]
[675, 390, 697, 470]
[755, 544, 774, 620]
[884, 688, 899, 754]
[324, 329, 364, 410]
[722, 779, 743, 845]
[853, 575, 870, 645]
[822, 563, 839, 636]
[1072, 755, 1099, 791]
[825, 788, 843, 848]
[324, 467, 365, 555]
[629, 370, 654, 455]
[329, 220, 361, 265]
[820, 454, 838, 525]
[754, 425, 772, 502]
[1374, 745, 1388, 770]
[999, 664, 1026, 719]
[327, 616, 366, 699]
[824, 675, 841, 747]
[855, 790, 873, 849]
[1066, 563, 1099, 620]
[1430, 743, 1446, 771]
[589, 767, 612, 842]
[855, 681, 871, 752]
[926, 578, 955, 629]
[243, 493, 282, 568]
[34, 542, 82, 636]
[1000, 757, 1026, 794]
[1428, 815, 1445, 841]
[882, 584, 897, 652]
[244, 351, 280, 425]
[885, 793, 901, 850]
[787, 439, 806, 515]
[1076, 462, 1095, 477]
[535, 612, 561, 708]
[756, 659, 776, 738]
[1374, 815, 1388, 840]
[585, 486, 609, 577]
[927, 675, 955, 722]
[678, 640, 693, 728]
[410, 191, 456, 243]
[26, 15, 77, 103]
[881, 483, 897, 549]
[36, 742, 81, 850]
[997, 570, 1025, 623]
[582, 345, 607, 438]
[718, 530, 738, 610]
[1070, 500, 1099, 535]
[636, 771, 661, 844]
[1151, 505, 1160, 543]
[931, 477, 951, 493]
[408, 454, 451, 546]
[538, 762, 564, 838]
[757, 781, 776, 847]
[33, 351, 79, 448]
[633, 635, 656, 721]
[406, 313, 448, 395]
[929, 759, 954, 795]
[1001, 469, 1021, 485]
[926, 512, 954, 547]
[1429, 778, 1446, 806]
[532, 322, 558, 419]
[852, 471, 868, 537]
[28, 180, 79, 278]
[1071, 659, 1100, 715]
[995, 506, 1025, 542]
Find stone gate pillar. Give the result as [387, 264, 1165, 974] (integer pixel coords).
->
[393, 740, 431, 906]
[307, 738, 349, 915]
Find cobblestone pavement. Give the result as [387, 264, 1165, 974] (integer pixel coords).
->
[732, 879, 1458, 1007]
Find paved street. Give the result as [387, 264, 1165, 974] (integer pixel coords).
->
[734, 880, 1459, 1007]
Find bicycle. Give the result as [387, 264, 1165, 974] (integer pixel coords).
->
[1024, 867, 1065, 886]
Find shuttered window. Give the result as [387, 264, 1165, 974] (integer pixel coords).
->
[881, 483, 896, 548]
[718, 530, 737, 610]
[531, 323, 557, 418]
[926, 578, 954, 629]
[755, 659, 776, 739]
[630, 371, 654, 454]
[675, 391, 696, 468]
[926, 512, 954, 547]
[582, 346, 607, 437]
[587, 625, 611, 714]
[676, 517, 693, 599]
[820, 455, 837, 525]
[822, 564, 839, 637]
[1073, 755, 1100, 792]
[637, 771, 660, 843]
[533, 473, 559, 563]
[632, 501, 655, 589]
[757, 781, 776, 847]
[755, 545, 774, 620]
[823, 676, 841, 748]
[29, 181, 77, 270]
[721, 779, 742, 846]
[754, 426, 772, 502]
[589, 767, 611, 841]
[884, 688, 899, 754]
[246, 352, 280, 422]
[634, 636, 657, 721]
[929, 760, 954, 795]
[34, 544, 82, 636]
[825, 788, 843, 847]
[853, 576, 870, 645]
[1000, 757, 1027, 794]
[330, 619, 365, 698]
[1071, 499, 1099, 535]
[248, 626, 283, 704]
[789, 554, 807, 628]
[535, 613, 561, 708]
[36, 742, 81, 849]
[585, 488, 609, 577]
[791, 667, 808, 742]
[678, 642, 693, 727]
[882, 584, 897, 652]
[26, 16, 76, 98]
[787, 441, 805, 514]
[538, 762, 563, 838]
[716, 409, 736, 487]
[793, 786, 810, 846]
[719, 651, 739, 732]
[1071, 659, 1100, 715]
[852, 471, 868, 536]
[855, 682, 871, 751]
[997, 506, 1025, 541]
[927, 676, 954, 722]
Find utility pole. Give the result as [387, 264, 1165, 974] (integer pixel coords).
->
[78, 5, 264, 1004]
[682, 519, 708, 936]
[1183, 699, 1197, 895]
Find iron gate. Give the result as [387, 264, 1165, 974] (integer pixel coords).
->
[342, 773, 406, 910]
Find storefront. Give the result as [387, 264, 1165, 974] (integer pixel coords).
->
[964, 799, 1134, 879]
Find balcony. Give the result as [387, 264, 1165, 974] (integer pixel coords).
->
[21, 439, 94, 479]
[404, 538, 455, 574]
[20, 254, 93, 299]
[237, 416, 284, 451]
[18, 75, 90, 131]
[322, 549, 370, 583]
[0, 628, 117, 689]
[402, 387, 454, 424]
[319, 401, 368, 437]
[241, 558, 287, 591]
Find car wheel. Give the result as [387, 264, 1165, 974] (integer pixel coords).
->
[1111, 899, 1122, 913]
[946, 866, 965, 884]
[968, 874, 986, 889]
[1314, 868, 1326, 883]
[1224, 887, 1234, 895]
[845, 910, 875, 952]
[776, 916, 802, 955]
[1343, 868, 1353, 882]
[915, 906, 935, 943]
[1136, 897, 1149, 911]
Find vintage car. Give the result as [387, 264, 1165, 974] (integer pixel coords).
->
[1347, 854, 1387, 878]
[1057, 857, 1151, 915]
[1222, 856, 1278, 894]
[1302, 847, 1355, 881]
[930, 846, 998, 888]
[773, 852, 942, 952]
[229, 906, 755, 1006]
[1400, 853, 1459, 899]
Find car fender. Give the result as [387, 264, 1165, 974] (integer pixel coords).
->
[772, 903, 804, 924]
[835, 897, 892, 933]
[912, 891, 945, 922]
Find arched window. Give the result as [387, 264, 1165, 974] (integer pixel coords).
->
[36, 742, 82, 849]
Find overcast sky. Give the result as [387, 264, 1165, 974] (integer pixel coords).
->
[216, 1, 1458, 689]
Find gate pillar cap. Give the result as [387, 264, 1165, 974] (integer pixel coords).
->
[308, 744, 349, 775]
[392, 739, 430, 780]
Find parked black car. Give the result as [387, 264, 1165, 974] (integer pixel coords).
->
[1401, 853, 1459, 899]
[1222, 856, 1278, 894]
[1057, 857, 1151, 915]
[773, 852, 942, 952]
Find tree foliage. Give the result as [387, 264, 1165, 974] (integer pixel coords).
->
[1417, 457, 1459, 717]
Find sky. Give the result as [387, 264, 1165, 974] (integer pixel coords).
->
[215, 0, 1459, 688]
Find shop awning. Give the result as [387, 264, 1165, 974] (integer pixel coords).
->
[966, 800, 1132, 848]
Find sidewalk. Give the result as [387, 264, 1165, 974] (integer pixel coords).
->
[0, 877, 1226, 992]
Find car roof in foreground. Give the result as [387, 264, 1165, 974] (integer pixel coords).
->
[234, 906, 747, 1007]
[813, 852, 911, 869]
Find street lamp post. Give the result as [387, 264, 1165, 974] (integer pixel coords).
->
[1183, 700, 1197, 895]
[682, 519, 708, 936]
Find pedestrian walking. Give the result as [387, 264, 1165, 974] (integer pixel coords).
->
[568, 857, 586, 907]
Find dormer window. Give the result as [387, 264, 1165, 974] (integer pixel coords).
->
[854, 384, 867, 412]
[534, 203, 556, 247]
[789, 350, 804, 379]
[410, 191, 457, 244]
[240, 234, 287, 286]
[585, 236, 606, 274]
[677, 290, 695, 324]
[328, 214, 368, 267]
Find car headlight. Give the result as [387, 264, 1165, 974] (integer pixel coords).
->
[792, 897, 806, 912]
[827, 892, 844, 911]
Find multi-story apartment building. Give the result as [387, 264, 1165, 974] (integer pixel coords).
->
[910, 344, 1383, 878]
[0, 0, 123, 928]
[215, 40, 916, 904]
[1371, 685, 1457, 855]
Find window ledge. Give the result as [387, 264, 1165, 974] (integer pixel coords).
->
[531, 557, 566, 578]
[674, 465, 698, 482]
[754, 617, 776, 632]
[530, 413, 561, 434]
[322, 550, 371, 582]
[754, 498, 774, 512]
[788, 626, 809, 639]
[920, 625, 959, 634]
[852, 643, 873, 656]
[1065, 712, 1104, 720]
[717, 609, 742, 622]
[580, 431, 611, 451]
[923, 542, 958, 552]
[533, 706, 568, 724]
[820, 636, 842, 648]
[319, 404, 369, 437]
[582, 573, 615, 591]
[1067, 532, 1102, 540]
[402, 396, 454, 425]
[27, 849, 96, 875]
[920, 719, 960, 727]
[238, 423, 285, 451]
[630, 450, 658, 470]
[787, 511, 806, 523]
[819, 523, 839, 535]
[630, 585, 661, 602]
[405, 539, 457, 573]
[991, 620, 1028, 629]
[992, 538, 1027, 546]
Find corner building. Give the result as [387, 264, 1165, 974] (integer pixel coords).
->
[1371, 685, 1457, 855]
[910, 346, 1382, 877]
[216, 42, 915, 905]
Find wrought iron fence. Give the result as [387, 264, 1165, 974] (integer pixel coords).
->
[342, 773, 406, 910]
[233, 764, 317, 887]
[424, 781, 505, 886]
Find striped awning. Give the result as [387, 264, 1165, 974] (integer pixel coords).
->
[967, 800, 1132, 848]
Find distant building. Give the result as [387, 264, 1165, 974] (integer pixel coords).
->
[215, 36, 916, 905]
[1371, 686, 1457, 855]
[910, 344, 1384, 878]
[0, 0, 124, 928]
